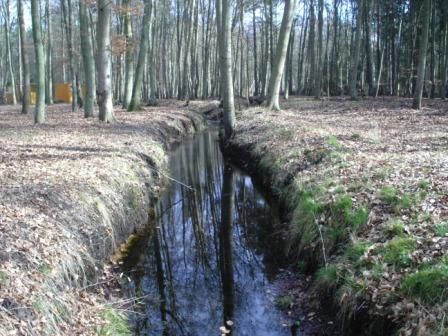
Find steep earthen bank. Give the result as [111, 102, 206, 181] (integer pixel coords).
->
[0, 101, 209, 335]
[222, 97, 448, 336]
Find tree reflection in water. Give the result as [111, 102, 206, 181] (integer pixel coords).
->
[123, 129, 290, 336]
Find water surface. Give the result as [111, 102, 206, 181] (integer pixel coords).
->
[122, 129, 290, 335]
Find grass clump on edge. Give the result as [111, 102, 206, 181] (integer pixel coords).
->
[401, 259, 448, 304]
[379, 237, 416, 269]
[434, 222, 448, 237]
[344, 241, 370, 262]
[384, 218, 406, 237]
[98, 309, 132, 336]
[378, 186, 413, 212]
[276, 295, 294, 310]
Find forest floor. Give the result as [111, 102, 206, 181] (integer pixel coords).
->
[0, 101, 208, 335]
[224, 96, 448, 335]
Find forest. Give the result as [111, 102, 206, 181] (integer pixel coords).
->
[0, 0, 447, 335]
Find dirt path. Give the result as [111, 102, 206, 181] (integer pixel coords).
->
[223, 97, 448, 335]
[0, 101, 208, 335]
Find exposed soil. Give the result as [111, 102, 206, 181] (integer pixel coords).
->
[0, 101, 209, 335]
[223, 96, 448, 335]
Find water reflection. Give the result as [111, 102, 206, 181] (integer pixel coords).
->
[123, 129, 289, 336]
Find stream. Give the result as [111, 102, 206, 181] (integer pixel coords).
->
[121, 128, 294, 335]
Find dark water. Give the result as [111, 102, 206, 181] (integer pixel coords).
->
[122, 129, 291, 336]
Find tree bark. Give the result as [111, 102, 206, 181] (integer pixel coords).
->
[348, 0, 363, 99]
[217, 0, 235, 138]
[123, 0, 134, 108]
[3, 0, 17, 104]
[412, 0, 430, 109]
[266, 0, 296, 110]
[31, 0, 46, 123]
[96, 0, 114, 121]
[45, 0, 54, 104]
[79, 0, 95, 118]
[314, 0, 323, 98]
[128, 0, 153, 111]
[18, 0, 30, 114]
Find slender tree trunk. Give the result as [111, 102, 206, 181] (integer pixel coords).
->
[45, 0, 53, 104]
[314, 0, 323, 98]
[129, 0, 153, 111]
[266, 0, 296, 110]
[31, 0, 46, 123]
[96, 0, 114, 121]
[18, 0, 30, 114]
[364, 0, 375, 96]
[79, 0, 95, 117]
[217, 0, 235, 138]
[252, 4, 259, 96]
[307, 0, 315, 95]
[412, 0, 430, 109]
[348, 0, 363, 99]
[123, 0, 134, 108]
[4, 0, 17, 104]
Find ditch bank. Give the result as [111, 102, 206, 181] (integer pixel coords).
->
[0, 101, 211, 335]
[221, 97, 448, 336]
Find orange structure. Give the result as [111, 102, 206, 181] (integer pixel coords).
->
[54, 83, 73, 103]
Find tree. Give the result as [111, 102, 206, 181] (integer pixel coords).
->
[122, 0, 134, 109]
[412, 0, 430, 109]
[217, 0, 235, 138]
[348, 0, 363, 100]
[45, 0, 54, 104]
[128, 0, 153, 111]
[96, 0, 114, 122]
[18, 0, 30, 114]
[3, 0, 17, 104]
[314, 0, 323, 99]
[79, 0, 95, 118]
[31, 0, 46, 124]
[61, 0, 77, 112]
[266, 0, 296, 110]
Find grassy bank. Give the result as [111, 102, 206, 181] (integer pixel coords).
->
[0, 101, 206, 335]
[223, 97, 448, 335]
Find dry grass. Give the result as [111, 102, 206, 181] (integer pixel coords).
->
[0, 101, 206, 335]
[226, 96, 448, 335]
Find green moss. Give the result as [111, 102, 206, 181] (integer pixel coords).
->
[276, 295, 294, 310]
[98, 309, 132, 336]
[380, 237, 416, 268]
[401, 260, 448, 304]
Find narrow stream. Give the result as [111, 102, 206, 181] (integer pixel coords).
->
[122, 128, 292, 335]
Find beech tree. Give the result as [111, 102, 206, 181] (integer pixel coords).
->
[96, 0, 114, 122]
[266, 0, 296, 110]
[18, 0, 30, 114]
[413, 0, 431, 109]
[31, 0, 46, 124]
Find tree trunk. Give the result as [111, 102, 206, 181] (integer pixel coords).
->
[412, 0, 430, 109]
[252, 4, 259, 96]
[4, 0, 17, 104]
[348, 0, 363, 99]
[18, 0, 30, 114]
[79, 0, 95, 118]
[217, 0, 235, 138]
[31, 0, 46, 123]
[364, 0, 375, 96]
[128, 0, 153, 111]
[266, 0, 296, 110]
[45, 0, 54, 104]
[314, 0, 323, 98]
[123, 0, 134, 109]
[96, 0, 114, 121]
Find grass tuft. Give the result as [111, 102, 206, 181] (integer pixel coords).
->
[380, 237, 416, 269]
[276, 295, 294, 310]
[98, 309, 132, 336]
[401, 259, 448, 304]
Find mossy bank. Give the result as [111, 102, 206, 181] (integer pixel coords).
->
[222, 97, 448, 336]
[0, 101, 207, 335]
